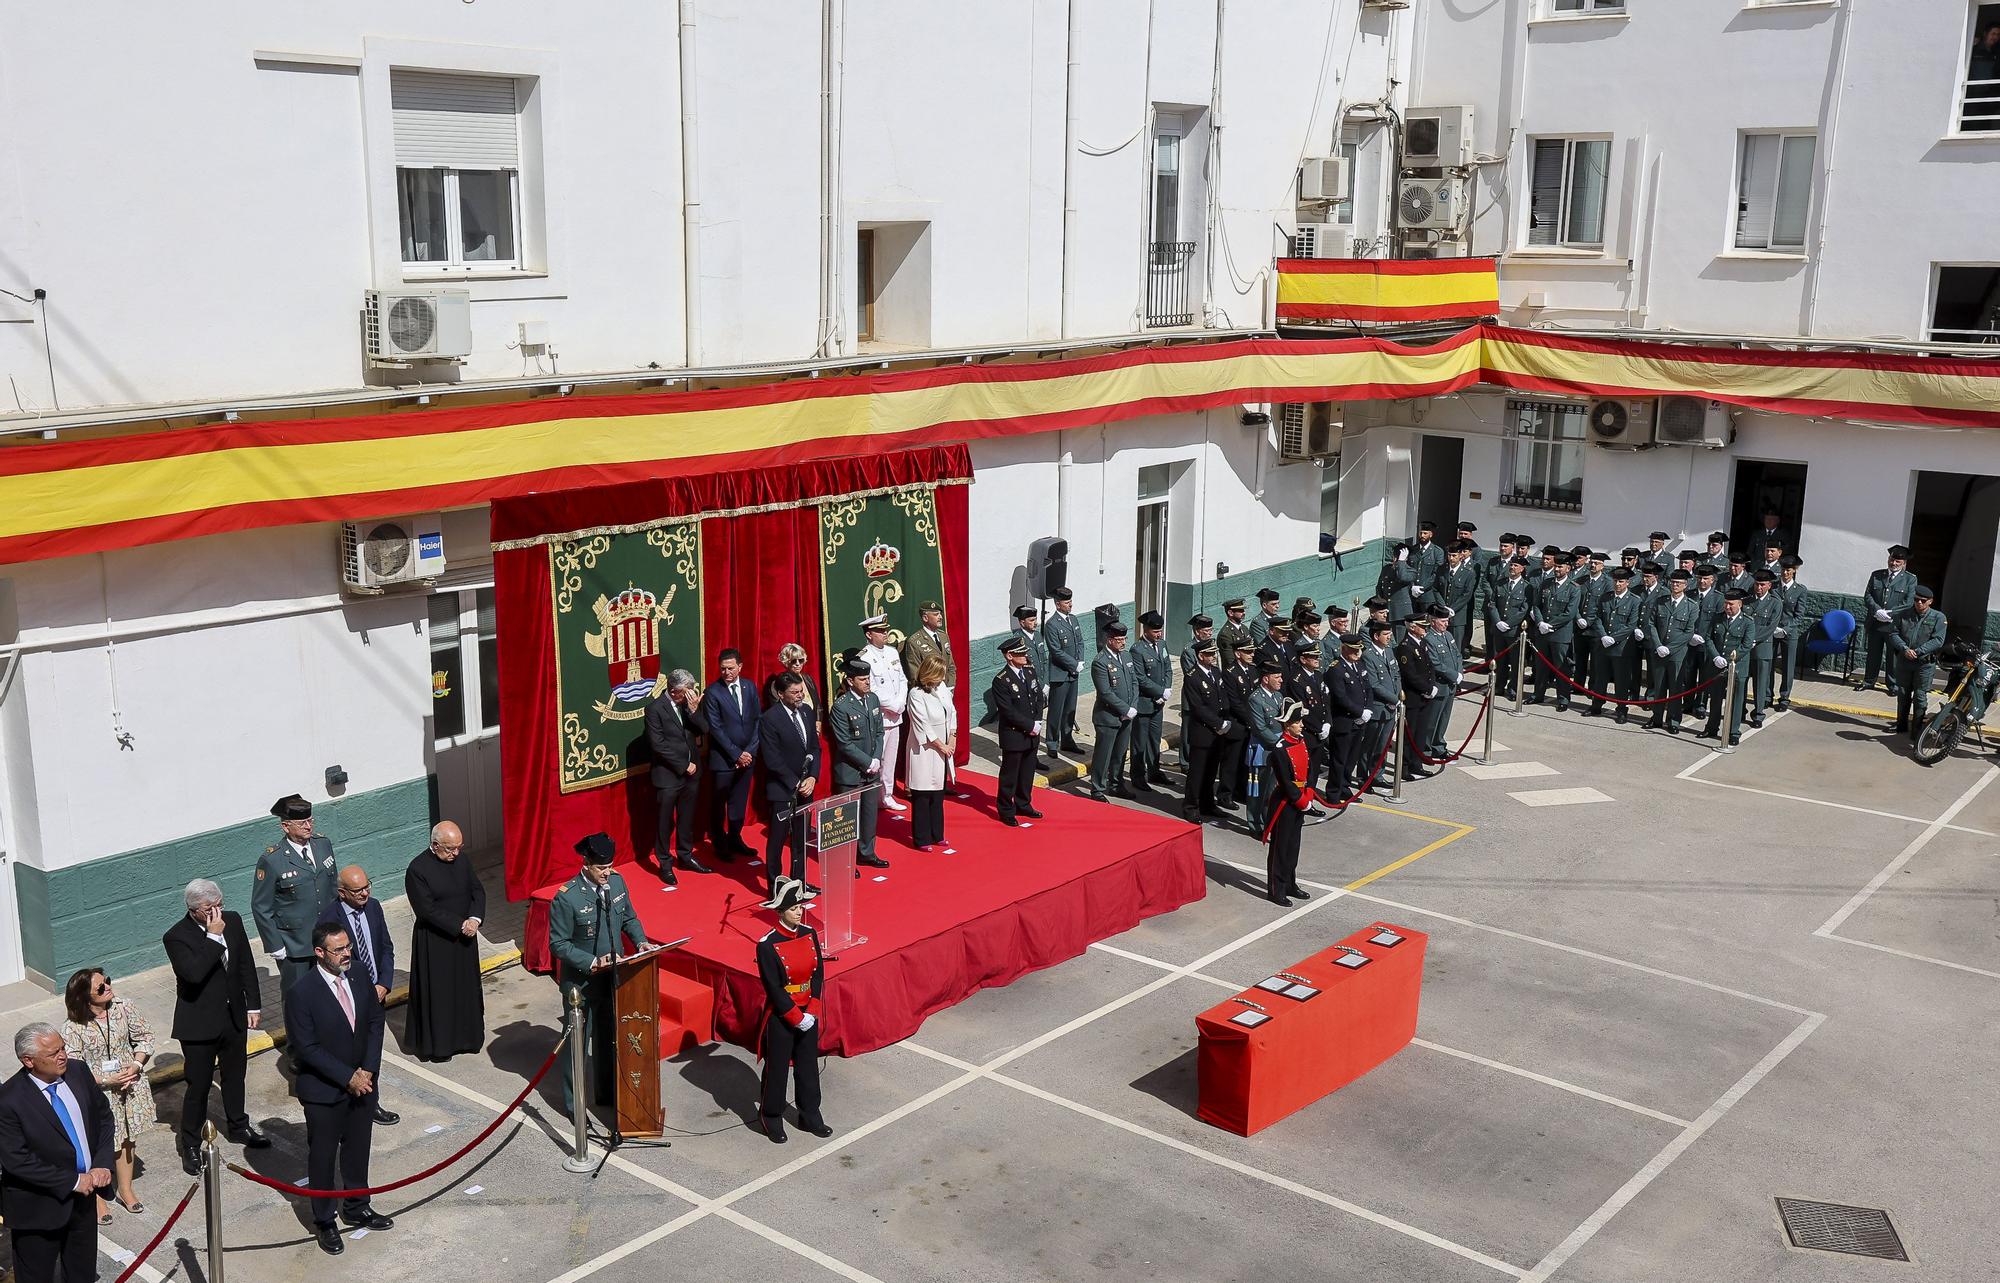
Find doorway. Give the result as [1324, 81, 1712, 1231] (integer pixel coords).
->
[1910, 471, 2000, 648]
[1136, 464, 1171, 624]
[426, 586, 504, 856]
[1418, 435, 1464, 535]
[1729, 460, 1808, 557]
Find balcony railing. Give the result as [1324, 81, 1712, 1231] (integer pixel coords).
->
[1960, 78, 2000, 132]
[1497, 491, 1583, 514]
[1146, 241, 1196, 327]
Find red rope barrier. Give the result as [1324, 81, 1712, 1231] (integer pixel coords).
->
[229, 1031, 566, 1200]
[1524, 643, 1728, 708]
[1404, 686, 1492, 766]
[1321, 738, 1393, 813]
[111, 1181, 199, 1283]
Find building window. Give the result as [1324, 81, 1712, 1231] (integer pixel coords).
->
[1930, 265, 2000, 343]
[1319, 452, 1343, 542]
[1147, 113, 1197, 327]
[1333, 136, 1360, 226]
[428, 587, 500, 742]
[854, 222, 931, 347]
[393, 70, 524, 272]
[856, 229, 877, 342]
[1964, 5, 2000, 132]
[1548, 0, 1624, 13]
[1501, 399, 1586, 512]
[1733, 133, 1816, 252]
[1526, 138, 1610, 249]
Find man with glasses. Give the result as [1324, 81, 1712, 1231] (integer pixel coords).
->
[317, 869, 401, 1123]
[286, 923, 393, 1255]
[162, 878, 269, 1176]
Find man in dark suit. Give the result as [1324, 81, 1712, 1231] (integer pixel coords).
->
[1397, 614, 1441, 781]
[0, 1023, 114, 1283]
[644, 668, 711, 882]
[316, 868, 401, 1127]
[163, 878, 270, 1175]
[287, 921, 392, 1256]
[1178, 640, 1231, 822]
[1324, 632, 1371, 801]
[704, 649, 763, 859]
[1218, 638, 1258, 810]
[759, 672, 821, 892]
[990, 636, 1047, 824]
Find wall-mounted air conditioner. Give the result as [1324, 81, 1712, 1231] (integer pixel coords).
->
[1654, 396, 1734, 448]
[1404, 106, 1475, 169]
[1292, 223, 1353, 260]
[1396, 177, 1462, 231]
[364, 289, 473, 365]
[1299, 156, 1353, 203]
[341, 515, 447, 593]
[1585, 398, 1657, 449]
[1277, 402, 1343, 462]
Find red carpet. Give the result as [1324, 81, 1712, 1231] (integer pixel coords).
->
[522, 771, 1206, 1056]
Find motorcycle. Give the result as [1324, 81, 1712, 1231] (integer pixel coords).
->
[1913, 640, 2000, 765]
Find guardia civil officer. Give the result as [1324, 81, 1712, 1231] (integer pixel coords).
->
[1179, 640, 1232, 822]
[1700, 591, 1758, 747]
[1746, 570, 1784, 724]
[1045, 588, 1087, 756]
[251, 795, 339, 998]
[1216, 598, 1254, 657]
[1773, 556, 1812, 708]
[1087, 622, 1139, 800]
[828, 657, 888, 868]
[1892, 586, 1947, 735]
[755, 878, 832, 1145]
[1645, 569, 1701, 734]
[1396, 613, 1440, 780]
[548, 833, 649, 1115]
[1860, 545, 1918, 695]
[990, 636, 1047, 824]
[1419, 603, 1462, 762]
[1129, 612, 1175, 790]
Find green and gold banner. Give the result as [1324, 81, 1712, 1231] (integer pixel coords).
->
[549, 521, 704, 792]
[819, 486, 946, 666]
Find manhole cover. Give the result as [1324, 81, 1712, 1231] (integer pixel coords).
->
[1776, 1198, 1909, 1261]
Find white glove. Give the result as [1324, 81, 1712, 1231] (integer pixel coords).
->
[1691, 633, 1704, 646]
[1429, 686, 1439, 698]
[1397, 547, 1408, 561]
[1774, 628, 1787, 639]
[1633, 628, 1645, 641]
[1538, 622, 1553, 635]
[1713, 655, 1728, 669]
[1495, 620, 1511, 633]
[867, 758, 881, 775]
[1042, 684, 1051, 696]
[1600, 635, 1615, 648]
[1360, 708, 1375, 724]
[1318, 725, 1330, 741]
[1218, 720, 1231, 733]
[1411, 586, 1425, 597]
[797, 1012, 816, 1032]
[1655, 645, 1670, 658]
[1032, 720, 1044, 736]
[1122, 708, 1136, 721]
[1874, 609, 1892, 623]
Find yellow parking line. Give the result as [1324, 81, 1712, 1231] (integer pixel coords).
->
[1352, 801, 1470, 829]
[1790, 696, 1897, 722]
[1343, 824, 1476, 891]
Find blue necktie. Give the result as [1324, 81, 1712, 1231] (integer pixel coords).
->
[44, 1084, 86, 1172]
[348, 907, 374, 984]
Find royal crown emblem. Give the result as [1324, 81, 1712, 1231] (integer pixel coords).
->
[583, 583, 676, 720]
[861, 539, 902, 579]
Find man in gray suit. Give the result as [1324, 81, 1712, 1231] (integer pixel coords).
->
[1044, 588, 1087, 755]
[1087, 623, 1139, 800]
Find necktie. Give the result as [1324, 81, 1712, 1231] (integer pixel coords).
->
[731, 682, 742, 715]
[333, 976, 355, 1030]
[793, 708, 806, 744]
[348, 908, 373, 984]
[44, 1084, 87, 1172]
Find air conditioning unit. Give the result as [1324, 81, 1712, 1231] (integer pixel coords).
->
[1654, 395, 1734, 448]
[1396, 177, 1462, 231]
[340, 515, 447, 593]
[1292, 223, 1353, 260]
[1277, 402, 1343, 462]
[1404, 106, 1475, 169]
[1585, 398, 1657, 449]
[364, 289, 473, 365]
[1401, 233, 1464, 261]
[1299, 156, 1353, 203]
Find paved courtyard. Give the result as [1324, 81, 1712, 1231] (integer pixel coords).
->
[31, 670, 2000, 1282]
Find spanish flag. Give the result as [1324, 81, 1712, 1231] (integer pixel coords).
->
[1276, 257, 1500, 324]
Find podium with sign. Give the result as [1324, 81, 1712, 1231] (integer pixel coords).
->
[611, 943, 671, 1139]
[805, 785, 873, 957]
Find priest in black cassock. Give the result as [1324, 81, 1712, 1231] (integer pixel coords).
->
[403, 820, 488, 1061]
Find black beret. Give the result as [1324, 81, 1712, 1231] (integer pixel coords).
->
[1723, 588, 1748, 602]
[843, 655, 873, 676]
[1424, 602, 1453, 618]
[1697, 563, 1720, 577]
[1509, 556, 1529, 567]
[1669, 569, 1691, 581]
[1326, 604, 1350, 618]
[1708, 531, 1729, 544]
[1365, 596, 1389, 611]
[1888, 545, 1911, 559]
[1915, 584, 1935, 600]
[1781, 554, 1803, 569]
[1457, 522, 1479, 533]
[1554, 553, 1575, 566]
[1367, 618, 1394, 634]
[1649, 531, 1669, 541]
[1761, 534, 1785, 547]
[1419, 520, 1437, 532]
[1298, 610, 1321, 627]
[1727, 551, 1748, 564]
[1620, 547, 1641, 558]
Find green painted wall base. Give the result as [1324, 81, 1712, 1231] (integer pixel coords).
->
[16, 776, 433, 988]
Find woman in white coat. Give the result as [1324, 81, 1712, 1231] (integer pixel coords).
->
[904, 655, 957, 851]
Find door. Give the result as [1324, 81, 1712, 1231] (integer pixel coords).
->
[1729, 460, 1808, 556]
[426, 587, 504, 856]
[1418, 435, 1465, 535]
[1910, 471, 2000, 649]
[1135, 463, 1172, 623]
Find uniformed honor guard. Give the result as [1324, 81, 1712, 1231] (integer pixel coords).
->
[1588, 567, 1644, 721]
[859, 617, 910, 813]
[1284, 637, 1332, 811]
[1722, 551, 1754, 597]
[1245, 660, 1287, 831]
[1746, 570, 1784, 724]
[1411, 521, 1446, 599]
[755, 878, 832, 1145]
[1379, 541, 1420, 640]
[1360, 619, 1400, 794]
[548, 833, 649, 1115]
[1527, 553, 1582, 710]
[901, 600, 957, 700]
[1129, 612, 1175, 790]
[1486, 557, 1532, 699]
[1440, 542, 1480, 655]
[1216, 598, 1253, 657]
[1247, 588, 1284, 645]
[1181, 614, 1217, 678]
[1757, 538, 1786, 580]
[1255, 617, 1295, 670]
[1773, 555, 1811, 709]
[1482, 535, 1519, 652]
[1261, 701, 1313, 905]
[1686, 565, 1725, 721]
[1572, 551, 1611, 687]
[1218, 638, 1257, 811]
[1420, 603, 1463, 762]
[1179, 640, 1233, 822]
[252, 795, 339, 997]
[1044, 588, 1087, 756]
[1087, 622, 1140, 800]
[1892, 586, 1947, 735]
[1319, 605, 1351, 668]
[1008, 605, 1053, 761]
[1395, 613, 1440, 779]
[829, 656, 889, 869]
[1645, 569, 1701, 733]
[1860, 545, 1918, 695]
[990, 636, 1047, 824]
[1700, 591, 1758, 746]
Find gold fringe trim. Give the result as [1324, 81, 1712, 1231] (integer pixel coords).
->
[489, 475, 971, 552]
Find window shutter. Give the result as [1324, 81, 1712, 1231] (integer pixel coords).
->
[1528, 139, 1565, 246]
[392, 71, 520, 169]
[1735, 135, 1778, 249]
[1564, 140, 1609, 245]
[1772, 135, 1815, 249]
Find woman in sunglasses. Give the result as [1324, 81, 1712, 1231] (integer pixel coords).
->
[61, 968, 157, 1222]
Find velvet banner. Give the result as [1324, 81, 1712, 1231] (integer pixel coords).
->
[495, 446, 972, 898]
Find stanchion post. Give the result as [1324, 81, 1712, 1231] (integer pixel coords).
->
[202, 1120, 226, 1283]
[1720, 649, 1739, 754]
[1511, 627, 1528, 717]
[1388, 693, 1407, 805]
[561, 988, 596, 1173]
[1480, 682, 1495, 763]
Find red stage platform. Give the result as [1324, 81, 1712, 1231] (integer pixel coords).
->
[522, 771, 1205, 1056]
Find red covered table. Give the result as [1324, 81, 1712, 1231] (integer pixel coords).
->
[1195, 921, 1426, 1136]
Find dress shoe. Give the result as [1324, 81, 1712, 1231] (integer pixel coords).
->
[1267, 890, 1292, 906]
[1061, 739, 1086, 755]
[1582, 707, 1601, 718]
[227, 1125, 271, 1149]
[999, 813, 1019, 826]
[857, 854, 890, 869]
[1893, 720, 1908, 734]
[1181, 810, 1202, 823]
[1555, 702, 1572, 713]
[661, 871, 678, 888]
[1666, 723, 1681, 735]
[678, 855, 714, 875]
[1150, 772, 1175, 786]
[1083, 783, 1109, 801]
[341, 1207, 394, 1231]
[1774, 698, 1791, 711]
[315, 1225, 346, 1255]
[180, 1147, 201, 1177]
[762, 1116, 788, 1144]
[1749, 714, 1765, 728]
[1644, 716, 1663, 730]
[882, 797, 908, 813]
[372, 1105, 400, 1126]
[1614, 709, 1629, 726]
[1018, 806, 1044, 819]
[1727, 735, 1741, 747]
[1287, 885, 1311, 900]
[1111, 786, 1137, 800]
[799, 1119, 834, 1139]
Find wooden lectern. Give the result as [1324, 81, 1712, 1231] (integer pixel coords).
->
[612, 945, 667, 1139]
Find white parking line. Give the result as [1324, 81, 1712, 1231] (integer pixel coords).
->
[1813, 764, 1999, 938]
[1811, 932, 2000, 981]
[1670, 775, 1997, 837]
[1519, 1013, 1826, 1283]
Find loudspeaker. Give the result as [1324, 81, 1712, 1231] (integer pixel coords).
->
[1028, 536, 1069, 599]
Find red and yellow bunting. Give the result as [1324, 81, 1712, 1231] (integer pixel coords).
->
[1276, 257, 1500, 323]
[4, 323, 2000, 565]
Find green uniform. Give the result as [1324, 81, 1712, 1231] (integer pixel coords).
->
[1090, 646, 1140, 793]
[1745, 590, 1783, 717]
[547, 870, 648, 1113]
[1421, 627, 1463, 759]
[1701, 611, 1758, 743]
[1529, 573, 1582, 707]
[1774, 577, 1812, 701]
[1591, 589, 1645, 713]
[1129, 637, 1173, 785]
[1646, 592, 1701, 729]
[1891, 605, 1948, 729]
[251, 834, 338, 995]
[1044, 608, 1086, 748]
[1485, 575, 1531, 697]
[830, 687, 885, 859]
[1862, 566, 1918, 691]
[1217, 618, 1254, 657]
[1012, 625, 1050, 685]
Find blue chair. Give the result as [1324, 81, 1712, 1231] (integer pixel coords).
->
[1806, 608, 1857, 678]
